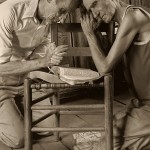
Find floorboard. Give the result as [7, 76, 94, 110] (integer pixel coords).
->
[3, 89, 132, 150]
[38, 141, 68, 150]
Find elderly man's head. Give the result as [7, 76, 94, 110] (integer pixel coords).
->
[82, 0, 116, 23]
[38, 0, 81, 23]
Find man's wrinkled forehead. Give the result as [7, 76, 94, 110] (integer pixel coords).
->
[83, 0, 97, 10]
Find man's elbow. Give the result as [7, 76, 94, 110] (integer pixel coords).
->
[99, 64, 112, 76]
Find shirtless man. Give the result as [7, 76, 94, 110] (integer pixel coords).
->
[81, 0, 150, 149]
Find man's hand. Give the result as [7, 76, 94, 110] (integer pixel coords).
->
[47, 45, 68, 65]
[80, 11, 101, 36]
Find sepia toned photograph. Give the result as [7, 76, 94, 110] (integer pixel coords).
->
[0, 0, 149, 149]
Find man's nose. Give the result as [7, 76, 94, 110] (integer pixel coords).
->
[59, 14, 68, 24]
[91, 9, 98, 18]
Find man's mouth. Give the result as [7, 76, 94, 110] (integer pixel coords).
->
[51, 16, 63, 23]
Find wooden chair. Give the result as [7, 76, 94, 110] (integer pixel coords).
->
[24, 21, 115, 150]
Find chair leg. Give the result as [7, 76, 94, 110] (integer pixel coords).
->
[24, 78, 33, 150]
[104, 75, 113, 150]
[52, 91, 60, 141]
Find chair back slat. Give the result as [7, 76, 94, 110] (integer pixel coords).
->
[56, 23, 109, 33]
[67, 47, 91, 56]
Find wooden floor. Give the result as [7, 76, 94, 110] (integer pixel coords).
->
[0, 90, 132, 150]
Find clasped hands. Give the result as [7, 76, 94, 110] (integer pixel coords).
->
[46, 44, 68, 66]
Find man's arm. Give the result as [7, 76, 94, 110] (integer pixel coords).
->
[81, 11, 147, 75]
[0, 58, 48, 76]
[0, 4, 68, 76]
[0, 44, 68, 76]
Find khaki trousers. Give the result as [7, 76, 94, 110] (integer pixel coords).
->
[0, 88, 54, 148]
[114, 100, 150, 150]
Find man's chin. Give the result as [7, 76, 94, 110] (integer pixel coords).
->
[104, 20, 110, 24]
[46, 17, 59, 23]
[103, 16, 112, 23]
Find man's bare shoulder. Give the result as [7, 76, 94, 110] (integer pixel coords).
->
[123, 8, 149, 29]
